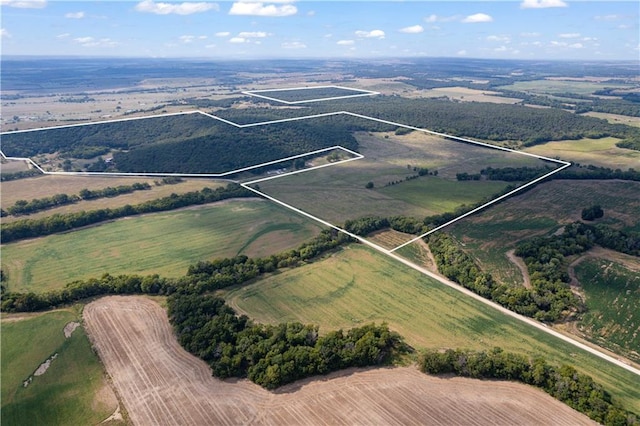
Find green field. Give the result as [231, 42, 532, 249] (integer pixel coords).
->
[1, 308, 117, 426]
[449, 180, 640, 285]
[524, 137, 640, 170]
[224, 244, 640, 412]
[257, 131, 551, 224]
[575, 258, 640, 362]
[2, 199, 323, 293]
[497, 79, 634, 96]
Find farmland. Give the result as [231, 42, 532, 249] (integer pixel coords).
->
[84, 296, 598, 426]
[1, 176, 223, 222]
[256, 130, 552, 225]
[1, 308, 118, 426]
[2, 199, 322, 293]
[573, 254, 640, 362]
[225, 244, 640, 412]
[523, 137, 640, 170]
[449, 180, 640, 286]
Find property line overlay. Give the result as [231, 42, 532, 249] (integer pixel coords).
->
[4, 85, 639, 378]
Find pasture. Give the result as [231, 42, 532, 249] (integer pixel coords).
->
[420, 86, 522, 104]
[582, 112, 640, 128]
[1, 175, 223, 222]
[224, 244, 640, 411]
[256, 131, 551, 226]
[2, 199, 323, 293]
[574, 255, 640, 363]
[523, 137, 640, 170]
[449, 180, 640, 285]
[1, 308, 117, 426]
[84, 296, 598, 426]
[497, 79, 634, 96]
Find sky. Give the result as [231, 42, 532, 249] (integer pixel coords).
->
[1, 0, 638, 60]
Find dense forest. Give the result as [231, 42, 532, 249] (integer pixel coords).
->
[420, 348, 637, 425]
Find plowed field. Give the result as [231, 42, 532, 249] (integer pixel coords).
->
[84, 296, 596, 426]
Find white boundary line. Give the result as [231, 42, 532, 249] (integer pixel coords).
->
[242, 85, 380, 105]
[3, 91, 639, 377]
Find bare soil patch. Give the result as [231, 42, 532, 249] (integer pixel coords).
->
[506, 249, 531, 288]
[85, 296, 596, 426]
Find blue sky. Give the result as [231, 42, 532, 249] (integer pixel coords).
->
[1, 1, 638, 60]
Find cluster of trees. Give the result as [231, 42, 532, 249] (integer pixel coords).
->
[420, 347, 637, 425]
[0, 229, 352, 313]
[1, 184, 252, 243]
[557, 165, 640, 182]
[6, 183, 152, 216]
[427, 232, 582, 322]
[616, 136, 640, 151]
[457, 166, 553, 182]
[581, 205, 604, 221]
[168, 293, 408, 389]
[0, 169, 42, 182]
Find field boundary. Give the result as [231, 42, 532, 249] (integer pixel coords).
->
[242, 85, 380, 104]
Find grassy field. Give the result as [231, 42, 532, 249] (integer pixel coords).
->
[1, 175, 225, 222]
[497, 79, 634, 96]
[575, 257, 640, 363]
[1, 307, 118, 426]
[224, 244, 640, 412]
[2, 199, 323, 293]
[582, 112, 640, 128]
[449, 180, 640, 285]
[523, 137, 640, 170]
[421, 86, 522, 104]
[257, 131, 551, 225]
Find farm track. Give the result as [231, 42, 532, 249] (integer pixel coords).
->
[506, 249, 531, 288]
[84, 296, 598, 426]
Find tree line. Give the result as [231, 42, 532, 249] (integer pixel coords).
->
[168, 293, 408, 389]
[0, 228, 351, 312]
[5, 182, 152, 216]
[420, 347, 637, 426]
[1, 183, 252, 243]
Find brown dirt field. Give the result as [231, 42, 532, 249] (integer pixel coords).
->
[84, 296, 597, 426]
[1, 176, 225, 221]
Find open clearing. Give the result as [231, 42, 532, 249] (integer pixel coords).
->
[582, 112, 640, 128]
[420, 86, 522, 104]
[84, 295, 597, 426]
[523, 137, 640, 170]
[1, 307, 117, 426]
[2, 199, 323, 293]
[256, 131, 551, 227]
[497, 79, 634, 96]
[226, 244, 640, 411]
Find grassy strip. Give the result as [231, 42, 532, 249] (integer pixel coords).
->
[1, 308, 115, 425]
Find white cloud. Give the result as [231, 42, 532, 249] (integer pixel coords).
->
[1, 28, 10, 38]
[282, 41, 306, 49]
[215, 31, 230, 37]
[56, 33, 70, 39]
[135, 0, 218, 15]
[569, 43, 584, 49]
[73, 36, 94, 44]
[238, 31, 268, 38]
[462, 13, 493, 23]
[457, 49, 467, 56]
[424, 14, 460, 23]
[307, 10, 315, 16]
[229, 37, 247, 43]
[355, 29, 385, 39]
[0, 0, 46, 8]
[520, 32, 541, 37]
[180, 35, 195, 43]
[559, 33, 580, 38]
[487, 35, 510, 42]
[205, 43, 217, 49]
[520, 0, 567, 9]
[337, 40, 354, 46]
[72, 36, 119, 48]
[424, 14, 438, 23]
[595, 14, 622, 22]
[229, 2, 297, 17]
[399, 25, 424, 34]
[65, 11, 84, 19]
